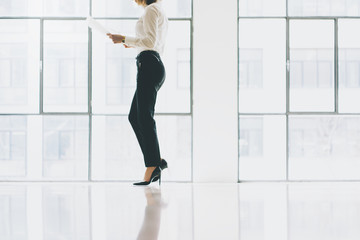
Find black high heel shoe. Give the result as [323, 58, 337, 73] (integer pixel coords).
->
[133, 159, 168, 186]
[133, 166, 161, 186]
[153, 159, 167, 182]
[160, 159, 168, 170]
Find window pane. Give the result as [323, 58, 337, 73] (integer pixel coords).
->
[43, 116, 89, 180]
[0, 0, 31, 16]
[92, 20, 137, 114]
[239, 19, 286, 113]
[339, 19, 360, 113]
[0, 20, 40, 113]
[0, 187, 27, 239]
[92, 0, 192, 18]
[0, 116, 89, 180]
[239, 0, 286, 16]
[159, 21, 191, 113]
[162, 0, 192, 18]
[43, 0, 89, 17]
[92, 20, 191, 114]
[289, 0, 360, 16]
[0, 0, 89, 17]
[0, 116, 27, 177]
[177, 49, 191, 89]
[92, 116, 192, 181]
[239, 116, 286, 180]
[92, 0, 141, 18]
[43, 21, 88, 113]
[289, 116, 360, 180]
[290, 20, 334, 112]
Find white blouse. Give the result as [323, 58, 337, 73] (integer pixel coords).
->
[124, 2, 168, 55]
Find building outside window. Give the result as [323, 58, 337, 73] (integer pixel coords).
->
[0, 0, 193, 181]
[239, 0, 360, 181]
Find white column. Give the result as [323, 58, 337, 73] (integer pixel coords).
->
[193, 0, 238, 182]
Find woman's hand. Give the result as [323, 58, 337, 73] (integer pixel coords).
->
[124, 44, 133, 48]
[107, 33, 125, 44]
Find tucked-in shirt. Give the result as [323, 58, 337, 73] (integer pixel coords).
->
[125, 2, 168, 55]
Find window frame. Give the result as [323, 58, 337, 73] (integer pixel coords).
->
[238, 0, 360, 181]
[0, 0, 194, 181]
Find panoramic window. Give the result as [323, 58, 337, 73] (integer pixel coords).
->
[0, 0, 192, 181]
[239, 0, 360, 180]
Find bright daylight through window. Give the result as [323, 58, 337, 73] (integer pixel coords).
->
[239, 0, 360, 181]
[0, 0, 192, 181]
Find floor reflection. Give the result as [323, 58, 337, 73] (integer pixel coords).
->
[1, 182, 360, 239]
[137, 187, 163, 240]
[239, 183, 360, 240]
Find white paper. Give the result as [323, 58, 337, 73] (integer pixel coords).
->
[86, 16, 110, 35]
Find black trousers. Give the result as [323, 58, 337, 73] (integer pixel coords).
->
[128, 50, 166, 167]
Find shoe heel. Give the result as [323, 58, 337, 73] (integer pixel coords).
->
[159, 173, 161, 186]
[161, 159, 168, 170]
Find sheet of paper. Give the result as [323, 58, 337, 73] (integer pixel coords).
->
[86, 16, 110, 35]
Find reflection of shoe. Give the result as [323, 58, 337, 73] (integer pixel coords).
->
[153, 159, 168, 182]
[145, 187, 167, 207]
[133, 166, 162, 186]
[144, 187, 161, 205]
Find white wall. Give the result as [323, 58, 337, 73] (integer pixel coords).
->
[193, 0, 239, 182]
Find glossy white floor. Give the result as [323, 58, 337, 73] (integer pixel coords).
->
[1, 181, 360, 240]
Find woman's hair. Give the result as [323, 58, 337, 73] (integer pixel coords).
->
[138, 0, 157, 6]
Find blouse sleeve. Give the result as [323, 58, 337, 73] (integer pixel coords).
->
[124, 6, 159, 48]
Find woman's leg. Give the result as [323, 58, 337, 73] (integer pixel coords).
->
[129, 90, 146, 156]
[132, 51, 165, 175]
[135, 82, 161, 167]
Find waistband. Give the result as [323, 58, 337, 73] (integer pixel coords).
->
[136, 50, 160, 60]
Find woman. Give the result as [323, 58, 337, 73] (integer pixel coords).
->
[107, 0, 168, 186]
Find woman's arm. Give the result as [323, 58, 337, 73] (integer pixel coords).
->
[124, 6, 159, 49]
[107, 34, 134, 48]
[107, 6, 159, 48]
[107, 33, 125, 44]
